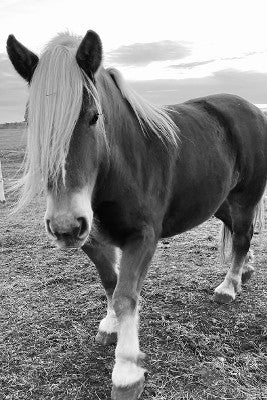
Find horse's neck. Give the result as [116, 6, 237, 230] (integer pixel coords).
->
[97, 72, 175, 194]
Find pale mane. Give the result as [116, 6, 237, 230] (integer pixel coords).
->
[106, 68, 179, 146]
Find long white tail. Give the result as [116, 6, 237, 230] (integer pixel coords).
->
[253, 195, 265, 232]
[219, 222, 232, 264]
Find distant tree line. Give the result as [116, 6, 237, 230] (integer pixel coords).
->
[0, 122, 26, 129]
[0, 104, 28, 129]
[0, 109, 266, 129]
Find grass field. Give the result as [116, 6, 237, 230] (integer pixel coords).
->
[0, 127, 266, 400]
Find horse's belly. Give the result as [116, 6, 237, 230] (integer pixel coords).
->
[161, 204, 216, 238]
[161, 172, 233, 238]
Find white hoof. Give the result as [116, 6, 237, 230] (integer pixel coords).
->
[111, 377, 145, 400]
[213, 289, 235, 304]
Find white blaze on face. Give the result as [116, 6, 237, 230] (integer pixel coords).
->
[44, 185, 94, 248]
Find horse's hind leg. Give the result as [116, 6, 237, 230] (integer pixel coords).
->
[215, 200, 255, 283]
[214, 198, 255, 303]
[82, 240, 119, 345]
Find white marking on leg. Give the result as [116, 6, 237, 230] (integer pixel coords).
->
[246, 249, 255, 264]
[112, 311, 145, 387]
[99, 296, 118, 334]
[243, 249, 255, 272]
[214, 274, 241, 300]
[112, 359, 145, 387]
[215, 262, 243, 300]
[214, 243, 253, 301]
[115, 313, 139, 360]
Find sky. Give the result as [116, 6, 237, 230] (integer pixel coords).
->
[0, 0, 267, 122]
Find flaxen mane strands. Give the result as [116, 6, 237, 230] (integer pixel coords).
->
[13, 33, 103, 211]
[106, 67, 179, 146]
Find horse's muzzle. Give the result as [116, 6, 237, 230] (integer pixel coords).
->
[45, 215, 90, 249]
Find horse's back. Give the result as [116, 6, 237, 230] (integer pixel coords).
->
[187, 94, 267, 192]
[173, 94, 267, 189]
[183, 93, 266, 153]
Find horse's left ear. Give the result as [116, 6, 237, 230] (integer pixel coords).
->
[76, 30, 102, 77]
[6, 35, 39, 83]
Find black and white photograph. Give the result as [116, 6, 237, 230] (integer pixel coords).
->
[0, 1, 266, 399]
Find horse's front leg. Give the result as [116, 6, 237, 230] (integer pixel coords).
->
[111, 226, 157, 400]
[82, 240, 119, 345]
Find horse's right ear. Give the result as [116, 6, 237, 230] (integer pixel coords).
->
[76, 30, 102, 79]
[6, 35, 39, 83]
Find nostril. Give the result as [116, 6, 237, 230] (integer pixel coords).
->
[77, 217, 89, 238]
[46, 219, 55, 237]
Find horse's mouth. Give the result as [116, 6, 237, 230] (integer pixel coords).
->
[54, 236, 88, 250]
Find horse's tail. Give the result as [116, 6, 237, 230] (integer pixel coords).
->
[219, 223, 232, 264]
[219, 193, 265, 264]
[253, 194, 265, 233]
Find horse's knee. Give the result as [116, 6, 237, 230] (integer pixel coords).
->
[112, 295, 137, 319]
[232, 233, 250, 254]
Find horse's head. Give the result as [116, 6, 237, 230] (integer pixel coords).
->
[7, 31, 105, 248]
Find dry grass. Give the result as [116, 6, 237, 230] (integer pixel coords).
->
[0, 128, 266, 400]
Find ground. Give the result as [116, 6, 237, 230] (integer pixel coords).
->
[0, 127, 266, 400]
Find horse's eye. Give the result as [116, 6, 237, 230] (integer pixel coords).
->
[90, 113, 99, 125]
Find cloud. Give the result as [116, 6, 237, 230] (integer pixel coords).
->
[221, 51, 262, 62]
[168, 51, 265, 70]
[170, 59, 215, 69]
[131, 69, 267, 105]
[107, 41, 191, 66]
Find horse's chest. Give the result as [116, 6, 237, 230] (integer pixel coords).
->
[94, 200, 144, 247]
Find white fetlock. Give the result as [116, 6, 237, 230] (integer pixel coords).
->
[242, 264, 255, 275]
[214, 275, 242, 303]
[112, 359, 145, 387]
[241, 264, 255, 284]
[99, 312, 118, 334]
[245, 249, 255, 265]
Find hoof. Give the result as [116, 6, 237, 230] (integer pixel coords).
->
[95, 331, 117, 345]
[111, 378, 145, 400]
[241, 268, 255, 284]
[213, 291, 235, 304]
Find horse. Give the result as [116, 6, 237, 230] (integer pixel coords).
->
[6, 30, 267, 400]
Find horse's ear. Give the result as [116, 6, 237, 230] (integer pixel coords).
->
[6, 35, 39, 83]
[76, 30, 102, 78]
